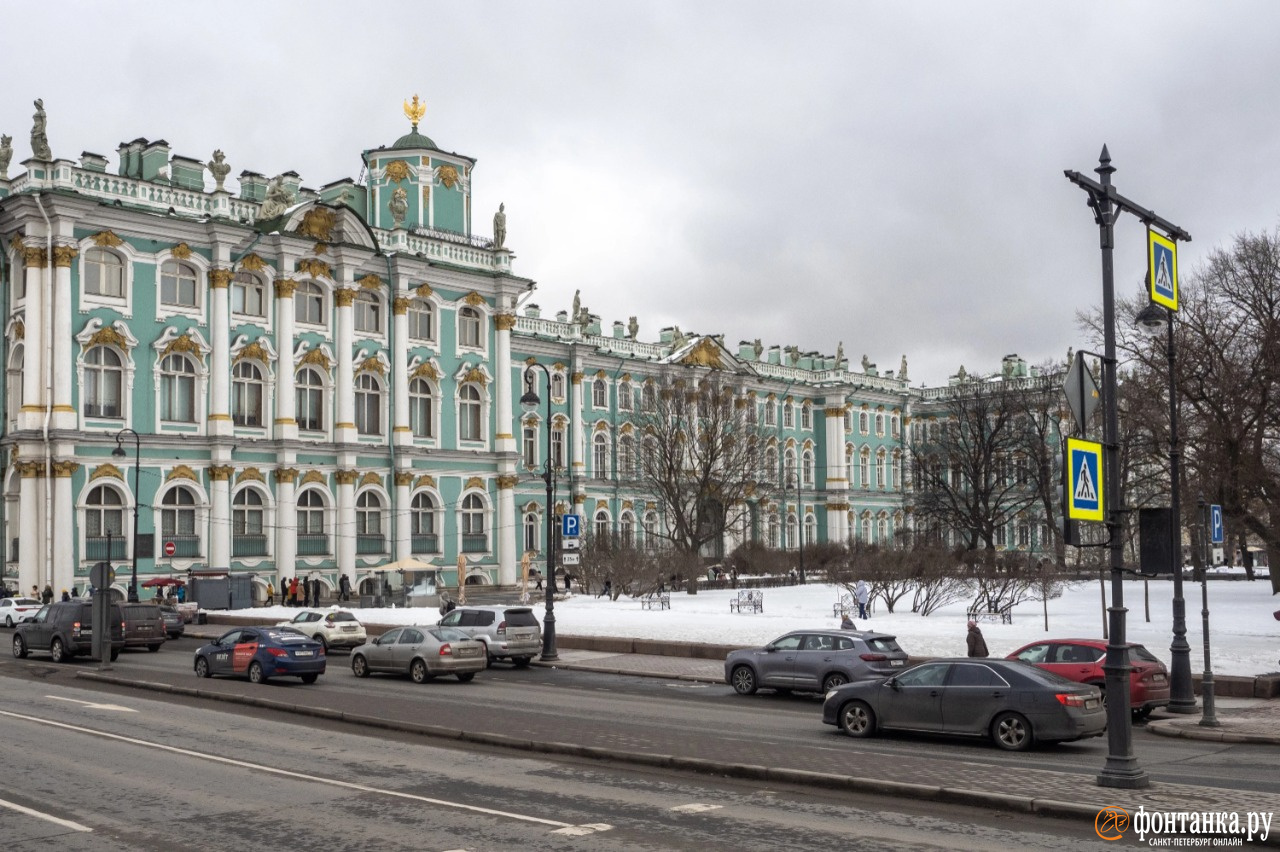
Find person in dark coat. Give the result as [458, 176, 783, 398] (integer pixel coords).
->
[289, 577, 299, 606]
[338, 574, 351, 602]
[966, 620, 989, 658]
[42, 584, 54, 604]
[310, 578, 321, 607]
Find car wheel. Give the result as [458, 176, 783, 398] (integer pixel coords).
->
[50, 637, 67, 663]
[1133, 706, 1153, 721]
[512, 656, 532, 668]
[992, 711, 1033, 752]
[822, 672, 849, 692]
[4, 615, 12, 628]
[839, 700, 876, 738]
[300, 673, 319, 684]
[411, 658, 431, 684]
[248, 661, 266, 684]
[351, 654, 369, 678]
[12, 634, 27, 658]
[147, 644, 161, 653]
[316, 635, 329, 653]
[730, 665, 758, 696]
[195, 656, 211, 678]
[456, 672, 475, 683]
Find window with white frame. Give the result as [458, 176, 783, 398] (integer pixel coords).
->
[875, 413, 885, 436]
[296, 490, 326, 552]
[891, 451, 901, 488]
[231, 361, 265, 427]
[295, 367, 325, 432]
[619, 434, 635, 477]
[768, 512, 779, 548]
[765, 446, 779, 484]
[354, 291, 382, 334]
[408, 378, 434, 438]
[85, 485, 124, 538]
[411, 492, 439, 552]
[232, 272, 266, 317]
[294, 281, 324, 325]
[862, 516, 873, 542]
[1017, 522, 1030, 548]
[891, 415, 900, 438]
[408, 298, 434, 341]
[844, 410, 852, 432]
[356, 492, 384, 547]
[593, 432, 609, 477]
[641, 383, 656, 411]
[784, 448, 797, 487]
[593, 378, 607, 408]
[764, 401, 776, 426]
[84, 248, 125, 297]
[158, 354, 196, 423]
[594, 509, 610, 540]
[232, 489, 265, 539]
[995, 523, 1008, 547]
[783, 402, 794, 428]
[644, 511, 658, 542]
[859, 411, 869, 434]
[801, 404, 811, 430]
[860, 448, 871, 488]
[802, 449, 814, 487]
[877, 514, 889, 542]
[876, 448, 887, 488]
[804, 513, 816, 546]
[461, 493, 486, 551]
[458, 306, 482, 348]
[747, 399, 757, 426]
[551, 372, 566, 401]
[524, 512, 539, 553]
[355, 373, 383, 435]
[459, 384, 482, 442]
[551, 424, 566, 469]
[160, 260, 199, 308]
[83, 346, 123, 418]
[619, 512, 634, 547]
[161, 486, 197, 539]
[618, 381, 633, 411]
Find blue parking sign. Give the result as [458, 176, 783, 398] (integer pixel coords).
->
[561, 514, 580, 538]
[1209, 505, 1224, 544]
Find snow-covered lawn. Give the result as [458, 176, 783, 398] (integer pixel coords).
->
[239, 576, 1280, 677]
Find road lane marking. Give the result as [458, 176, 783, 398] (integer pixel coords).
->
[670, 803, 723, 813]
[0, 796, 92, 832]
[47, 695, 137, 712]
[0, 708, 603, 833]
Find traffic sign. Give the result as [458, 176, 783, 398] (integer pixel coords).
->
[560, 514, 580, 538]
[560, 552, 580, 565]
[1210, 504, 1224, 544]
[163, 540, 177, 557]
[1148, 229, 1179, 311]
[1066, 438, 1104, 522]
[89, 562, 115, 589]
[561, 537, 581, 550]
[1063, 351, 1100, 434]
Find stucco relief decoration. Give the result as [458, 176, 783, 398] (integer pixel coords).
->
[297, 258, 331, 280]
[494, 313, 516, 331]
[354, 351, 389, 375]
[171, 243, 193, 260]
[91, 230, 124, 248]
[462, 366, 487, 386]
[334, 288, 356, 307]
[274, 278, 298, 299]
[165, 464, 198, 482]
[410, 361, 439, 381]
[359, 472, 382, 488]
[415, 283, 432, 299]
[208, 466, 235, 482]
[297, 346, 332, 372]
[298, 208, 336, 242]
[10, 319, 24, 341]
[383, 160, 412, 184]
[239, 253, 267, 272]
[393, 471, 414, 487]
[273, 467, 299, 484]
[497, 475, 519, 490]
[160, 332, 207, 363]
[77, 318, 137, 353]
[434, 164, 459, 189]
[209, 269, 233, 290]
[52, 245, 78, 267]
[236, 468, 266, 485]
[52, 460, 80, 478]
[464, 477, 485, 491]
[463, 291, 485, 307]
[21, 246, 46, 266]
[300, 470, 326, 486]
[413, 474, 436, 490]
[393, 296, 411, 316]
[232, 340, 273, 365]
[334, 470, 359, 486]
[357, 274, 382, 291]
[573, 494, 586, 505]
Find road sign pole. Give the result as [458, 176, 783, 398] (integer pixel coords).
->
[1197, 497, 1220, 727]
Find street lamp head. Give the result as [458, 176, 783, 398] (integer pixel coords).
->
[521, 369, 541, 412]
[111, 443, 126, 459]
[1135, 302, 1169, 337]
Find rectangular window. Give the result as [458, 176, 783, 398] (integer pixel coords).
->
[408, 304, 434, 340]
[783, 405, 794, 428]
[764, 404, 776, 426]
[232, 280, 265, 316]
[523, 426, 537, 467]
[551, 428, 565, 469]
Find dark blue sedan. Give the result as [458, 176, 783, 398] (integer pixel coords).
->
[194, 627, 326, 684]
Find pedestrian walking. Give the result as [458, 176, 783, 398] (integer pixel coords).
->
[532, 569, 543, 591]
[42, 584, 53, 604]
[265, 582, 275, 606]
[966, 619, 989, 658]
[339, 574, 351, 602]
[176, 584, 185, 604]
[563, 571, 571, 592]
[311, 578, 321, 607]
[289, 576, 299, 606]
[598, 578, 612, 599]
[855, 579, 870, 620]
[60, 589, 70, 602]
[70, 587, 79, 598]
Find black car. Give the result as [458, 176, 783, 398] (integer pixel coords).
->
[158, 606, 185, 639]
[13, 600, 125, 663]
[821, 658, 1106, 751]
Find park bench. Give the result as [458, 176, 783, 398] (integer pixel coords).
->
[730, 589, 763, 613]
[640, 592, 670, 610]
[966, 602, 1014, 625]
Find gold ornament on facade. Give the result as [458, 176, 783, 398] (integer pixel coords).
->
[313, 242, 328, 255]
[357, 356, 385, 375]
[573, 494, 586, 504]
[12, 320, 24, 340]
[334, 470, 359, 486]
[51, 460, 80, 478]
[209, 268, 233, 290]
[393, 296, 411, 315]
[208, 465, 235, 482]
[166, 465, 199, 482]
[273, 467, 299, 484]
[239, 253, 267, 272]
[413, 474, 436, 490]
[84, 326, 129, 353]
[334, 288, 356, 307]
[235, 468, 265, 484]
[411, 362, 438, 381]
[622, 499, 633, 510]
[494, 313, 516, 331]
[233, 341, 270, 364]
[359, 472, 382, 488]
[403, 94, 426, 126]
[393, 471, 414, 487]
[825, 406, 843, 417]
[464, 476, 485, 491]
[298, 207, 336, 241]
[357, 273, 383, 291]
[414, 283, 432, 298]
[463, 291, 485, 307]
[300, 470, 326, 486]
[161, 334, 203, 361]
[89, 463, 125, 482]
[273, 278, 298, 299]
[555, 501, 568, 514]
[497, 474, 519, 490]
[91, 230, 124, 248]
[681, 337, 723, 369]
[463, 367, 486, 386]
[436, 164, 459, 189]
[16, 460, 45, 478]
[52, 245, 78, 267]
[297, 258, 331, 280]
[383, 160, 412, 183]
[620, 422, 633, 434]
[171, 242, 193, 260]
[299, 348, 331, 370]
[571, 372, 584, 385]
[22, 246, 47, 266]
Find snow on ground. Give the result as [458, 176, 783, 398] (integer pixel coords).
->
[241, 577, 1280, 677]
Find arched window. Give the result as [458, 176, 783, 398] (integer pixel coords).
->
[619, 512, 634, 547]
[161, 486, 198, 556]
[7, 343, 22, 427]
[295, 367, 325, 432]
[461, 493, 486, 552]
[845, 444, 854, 481]
[592, 378, 607, 408]
[802, 449, 814, 487]
[618, 381, 633, 411]
[875, 413, 885, 436]
[356, 492, 385, 553]
[551, 372, 566, 400]
[84, 248, 124, 297]
[768, 512, 779, 548]
[524, 511, 539, 553]
[783, 403, 794, 428]
[784, 448, 797, 488]
[522, 418, 538, 467]
[86, 485, 124, 559]
[296, 490, 327, 555]
[804, 513, 817, 546]
[764, 400, 776, 426]
[877, 513, 889, 542]
[409, 378, 434, 438]
[618, 434, 635, 477]
[354, 373, 383, 435]
[876, 448, 887, 488]
[593, 432, 609, 477]
[84, 346, 123, 418]
[641, 383, 656, 411]
[862, 515, 873, 542]
[408, 298, 435, 341]
[860, 448, 871, 489]
[859, 411, 870, 435]
[232, 271, 265, 317]
[159, 354, 196, 422]
[552, 424, 566, 469]
[232, 489, 266, 556]
[160, 260, 198, 307]
[295, 281, 324, 325]
[801, 403, 812, 430]
[765, 446, 779, 484]
[843, 410, 852, 432]
[458, 306, 482, 348]
[354, 291, 382, 334]
[643, 511, 659, 543]
[231, 361, 264, 427]
[747, 399, 758, 425]
[594, 509, 610, 541]
[410, 492, 439, 553]
[891, 450, 902, 489]
[786, 512, 798, 550]
[459, 384, 482, 442]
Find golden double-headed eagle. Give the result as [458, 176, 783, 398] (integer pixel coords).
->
[403, 95, 426, 127]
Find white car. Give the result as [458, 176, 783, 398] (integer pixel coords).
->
[275, 609, 367, 651]
[0, 598, 43, 628]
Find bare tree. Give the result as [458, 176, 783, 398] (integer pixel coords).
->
[577, 531, 667, 600]
[1027, 559, 1078, 632]
[910, 550, 971, 616]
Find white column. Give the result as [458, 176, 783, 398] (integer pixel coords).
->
[334, 288, 356, 443]
[209, 466, 232, 570]
[336, 469, 356, 588]
[570, 368, 586, 480]
[51, 463, 76, 594]
[208, 269, 232, 436]
[391, 293, 411, 447]
[17, 464, 42, 593]
[274, 279, 298, 440]
[50, 246, 76, 430]
[497, 475, 517, 586]
[493, 313, 515, 454]
[19, 244, 45, 430]
[394, 470, 411, 560]
[824, 402, 849, 543]
[274, 468, 297, 587]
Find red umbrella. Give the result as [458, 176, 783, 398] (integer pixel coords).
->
[141, 577, 185, 588]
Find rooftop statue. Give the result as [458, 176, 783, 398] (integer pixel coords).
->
[753, 339, 763, 360]
[627, 316, 638, 340]
[259, 175, 294, 220]
[0, 134, 11, 179]
[493, 202, 507, 248]
[30, 99, 50, 161]
[836, 341, 844, 364]
[899, 354, 909, 382]
[572, 289, 581, 320]
[389, 187, 409, 228]
[206, 149, 230, 191]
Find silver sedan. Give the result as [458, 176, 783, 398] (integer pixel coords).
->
[350, 625, 487, 683]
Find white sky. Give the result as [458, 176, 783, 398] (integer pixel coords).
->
[248, 575, 1279, 678]
[4, 2, 1280, 385]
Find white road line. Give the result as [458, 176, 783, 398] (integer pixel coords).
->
[0, 796, 93, 833]
[46, 695, 137, 712]
[670, 803, 723, 813]
[0, 708, 586, 831]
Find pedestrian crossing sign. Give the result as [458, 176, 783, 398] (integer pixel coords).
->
[1148, 228, 1178, 312]
[1066, 438, 1104, 522]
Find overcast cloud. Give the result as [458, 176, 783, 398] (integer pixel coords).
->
[3, 1, 1278, 385]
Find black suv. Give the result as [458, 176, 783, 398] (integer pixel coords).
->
[13, 600, 125, 663]
[120, 603, 167, 652]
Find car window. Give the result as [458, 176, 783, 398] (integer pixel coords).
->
[802, 635, 834, 651]
[865, 636, 903, 654]
[949, 664, 1008, 687]
[400, 629, 423, 645]
[503, 609, 539, 627]
[438, 612, 460, 627]
[240, 629, 261, 643]
[30, 605, 49, 623]
[1131, 645, 1161, 664]
[1014, 644, 1050, 663]
[769, 635, 804, 652]
[897, 663, 949, 687]
[432, 626, 470, 642]
[380, 628, 403, 644]
[331, 611, 357, 623]
[477, 611, 495, 626]
[268, 630, 311, 643]
[834, 637, 855, 651]
[1059, 645, 1101, 663]
[218, 630, 242, 645]
[456, 611, 478, 627]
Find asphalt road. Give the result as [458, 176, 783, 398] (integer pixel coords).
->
[0, 673, 1124, 850]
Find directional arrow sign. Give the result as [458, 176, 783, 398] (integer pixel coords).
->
[47, 695, 137, 713]
[1066, 437, 1104, 522]
[1063, 351, 1100, 435]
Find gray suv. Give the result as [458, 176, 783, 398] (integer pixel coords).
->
[724, 630, 909, 695]
[13, 600, 125, 663]
[437, 605, 541, 667]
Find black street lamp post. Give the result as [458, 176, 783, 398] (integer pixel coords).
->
[1196, 495, 1220, 727]
[112, 428, 142, 603]
[520, 364, 558, 661]
[1134, 304, 1196, 714]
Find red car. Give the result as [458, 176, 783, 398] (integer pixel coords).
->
[1006, 639, 1169, 718]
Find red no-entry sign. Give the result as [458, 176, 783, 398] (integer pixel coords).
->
[163, 540, 176, 557]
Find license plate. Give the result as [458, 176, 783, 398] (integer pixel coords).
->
[891, 660, 905, 667]
[457, 647, 478, 656]
[341, 626, 356, 631]
[294, 650, 314, 657]
[1152, 673, 1166, 682]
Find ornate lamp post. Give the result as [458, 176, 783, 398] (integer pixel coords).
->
[520, 364, 558, 661]
[112, 428, 142, 603]
[1196, 495, 1220, 727]
[1134, 303, 1196, 713]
